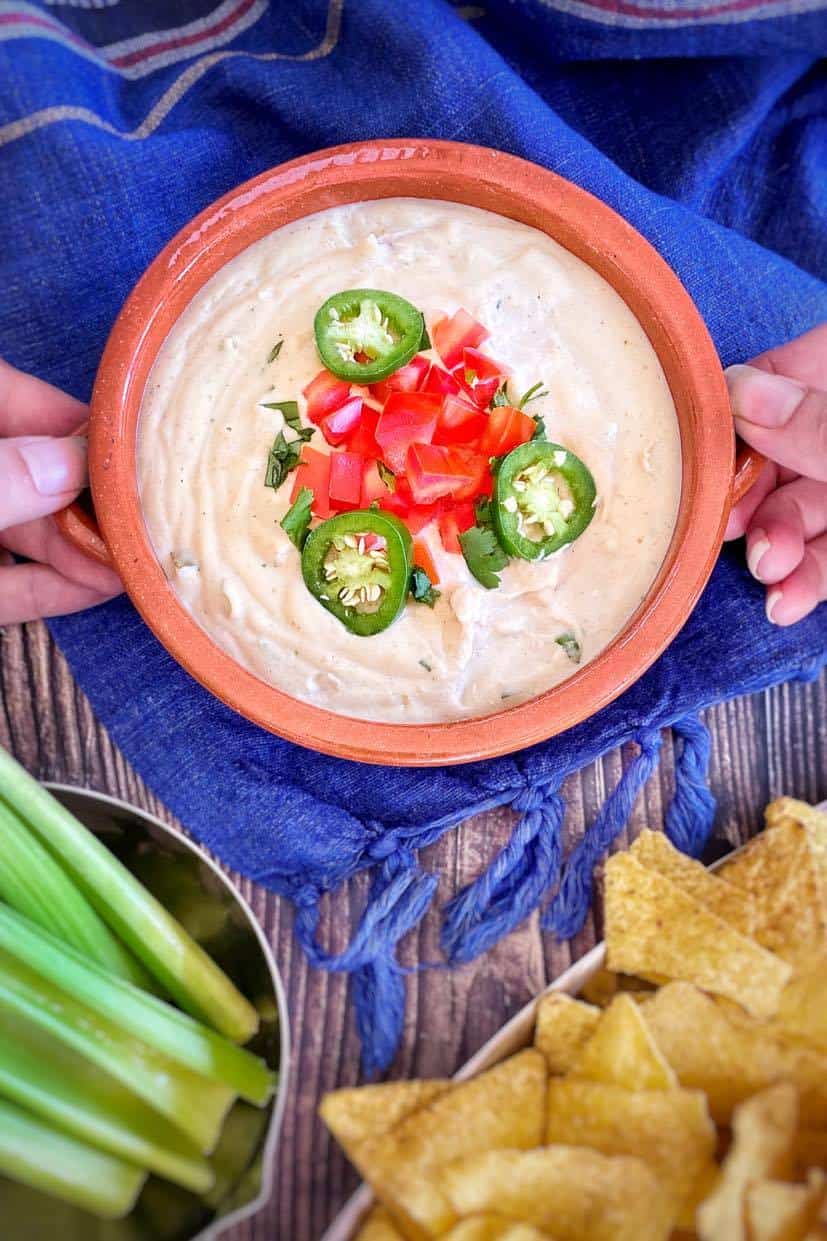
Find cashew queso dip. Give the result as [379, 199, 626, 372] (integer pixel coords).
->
[138, 199, 681, 723]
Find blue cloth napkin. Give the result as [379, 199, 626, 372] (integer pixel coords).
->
[1, 0, 826, 1071]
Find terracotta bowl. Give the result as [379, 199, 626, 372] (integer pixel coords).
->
[56, 139, 761, 767]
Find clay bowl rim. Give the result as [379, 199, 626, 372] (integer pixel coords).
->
[89, 137, 735, 767]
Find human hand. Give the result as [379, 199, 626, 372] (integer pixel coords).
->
[0, 360, 122, 625]
[724, 323, 827, 626]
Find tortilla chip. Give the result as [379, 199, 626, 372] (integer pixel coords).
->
[319, 1080, 449, 1150]
[696, 1082, 798, 1241]
[579, 968, 656, 1007]
[604, 853, 792, 1018]
[630, 829, 753, 935]
[766, 798, 827, 863]
[352, 1049, 547, 1240]
[355, 1206, 407, 1241]
[442, 1219, 557, 1241]
[643, 983, 827, 1128]
[795, 1130, 827, 1174]
[744, 1171, 825, 1241]
[438, 1146, 674, 1241]
[545, 1077, 714, 1223]
[776, 967, 827, 1053]
[570, 993, 677, 1091]
[679, 1161, 721, 1231]
[579, 968, 619, 1007]
[718, 821, 826, 968]
[534, 993, 601, 1074]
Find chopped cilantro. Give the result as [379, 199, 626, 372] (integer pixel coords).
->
[266, 338, 284, 363]
[264, 432, 304, 490]
[263, 401, 314, 491]
[262, 399, 301, 429]
[419, 323, 431, 351]
[490, 381, 510, 408]
[459, 525, 509, 589]
[377, 461, 396, 492]
[518, 381, 549, 408]
[280, 487, 313, 550]
[474, 496, 493, 529]
[409, 566, 441, 608]
[556, 633, 582, 664]
[531, 415, 547, 441]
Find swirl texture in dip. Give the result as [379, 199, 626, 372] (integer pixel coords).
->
[138, 199, 681, 723]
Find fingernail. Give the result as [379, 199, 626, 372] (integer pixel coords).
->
[747, 529, 771, 581]
[18, 437, 87, 496]
[726, 364, 804, 429]
[766, 588, 783, 624]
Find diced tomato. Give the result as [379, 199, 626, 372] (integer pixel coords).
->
[431, 309, 490, 370]
[438, 502, 476, 555]
[345, 407, 381, 458]
[438, 512, 462, 555]
[290, 446, 333, 518]
[450, 450, 492, 501]
[361, 459, 393, 507]
[412, 537, 440, 586]
[406, 443, 488, 505]
[422, 364, 462, 399]
[453, 348, 510, 410]
[455, 501, 476, 532]
[479, 405, 535, 457]
[401, 502, 443, 535]
[320, 396, 363, 446]
[328, 452, 364, 508]
[302, 370, 351, 425]
[375, 391, 441, 474]
[369, 354, 430, 404]
[433, 394, 488, 446]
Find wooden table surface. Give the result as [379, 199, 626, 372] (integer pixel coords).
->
[2, 617, 826, 1241]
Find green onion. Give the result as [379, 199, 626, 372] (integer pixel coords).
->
[0, 1096, 146, 1220]
[0, 799, 152, 990]
[0, 1008, 212, 1193]
[0, 747, 259, 1042]
[0, 947, 234, 1154]
[203, 1101, 270, 1208]
[0, 902, 275, 1105]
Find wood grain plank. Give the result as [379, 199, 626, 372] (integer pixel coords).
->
[1, 617, 825, 1241]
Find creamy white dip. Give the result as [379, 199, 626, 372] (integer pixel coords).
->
[138, 198, 681, 723]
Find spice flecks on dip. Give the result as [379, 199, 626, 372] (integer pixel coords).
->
[138, 199, 681, 723]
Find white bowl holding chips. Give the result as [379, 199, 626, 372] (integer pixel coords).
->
[325, 800, 827, 1241]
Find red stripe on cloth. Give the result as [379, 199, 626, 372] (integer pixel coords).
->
[0, 11, 94, 52]
[110, 0, 258, 68]
[574, 0, 774, 18]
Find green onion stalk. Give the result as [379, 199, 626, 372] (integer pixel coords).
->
[0, 746, 258, 1042]
[0, 798, 152, 990]
[0, 947, 235, 1154]
[0, 901, 276, 1105]
[0, 1096, 146, 1220]
[0, 1006, 213, 1193]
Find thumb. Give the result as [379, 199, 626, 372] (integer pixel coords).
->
[0, 435, 88, 532]
[726, 363, 827, 483]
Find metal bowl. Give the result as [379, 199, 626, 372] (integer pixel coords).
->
[1, 784, 289, 1241]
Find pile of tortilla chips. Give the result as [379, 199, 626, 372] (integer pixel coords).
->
[321, 798, 827, 1241]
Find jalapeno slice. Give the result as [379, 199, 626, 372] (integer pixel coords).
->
[301, 510, 412, 636]
[314, 289, 425, 384]
[494, 441, 596, 561]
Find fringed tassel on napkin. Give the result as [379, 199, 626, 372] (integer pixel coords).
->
[543, 711, 717, 938]
[440, 782, 565, 965]
[294, 711, 718, 1072]
[542, 728, 664, 938]
[665, 714, 716, 856]
[292, 844, 437, 1075]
